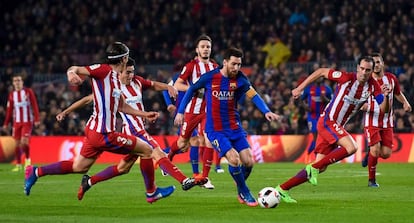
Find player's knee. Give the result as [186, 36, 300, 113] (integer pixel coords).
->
[380, 149, 392, 159]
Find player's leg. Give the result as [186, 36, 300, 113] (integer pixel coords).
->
[189, 134, 200, 176]
[11, 125, 23, 172]
[21, 124, 33, 168]
[200, 135, 215, 189]
[25, 154, 95, 196]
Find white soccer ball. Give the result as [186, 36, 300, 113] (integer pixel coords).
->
[258, 187, 280, 208]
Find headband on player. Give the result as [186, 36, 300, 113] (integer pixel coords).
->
[107, 50, 129, 59]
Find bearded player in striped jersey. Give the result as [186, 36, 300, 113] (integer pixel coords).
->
[275, 56, 391, 203]
[361, 53, 411, 187]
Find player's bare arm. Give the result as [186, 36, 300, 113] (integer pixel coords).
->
[56, 94, 93, 122]
[67, 66, 90, 85]
[173, 77, 189, 92]
[292, 68, 331, 99]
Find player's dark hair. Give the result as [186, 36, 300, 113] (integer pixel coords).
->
[358, 55, 374, 70]
[126, 57, 135, 67]
[195, 34, 212, 47]
[371, 52, 384, 62]
[223, 47, 243, 60]
[105, 42, 129, 64]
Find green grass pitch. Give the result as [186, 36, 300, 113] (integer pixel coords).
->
[1, 162, 413, 223]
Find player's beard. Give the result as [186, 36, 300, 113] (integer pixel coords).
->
[201, 56, 209, 60]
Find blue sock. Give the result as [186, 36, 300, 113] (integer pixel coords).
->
[307, 141, 316, 154]
[189, 146, 199, 175]
[242, 165, 252, 181]
[229, 165, 248, 193]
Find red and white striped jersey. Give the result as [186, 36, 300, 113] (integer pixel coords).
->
[323, 70, 382, 126]
[179, 58, 218, 114]
[364, 72, 400, 128]
[85, 64, 122, 133]
[3, 88, 39, 125]
[119, 76, 152, 134]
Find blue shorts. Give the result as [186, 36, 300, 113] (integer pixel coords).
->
[206, 128, 249, 158]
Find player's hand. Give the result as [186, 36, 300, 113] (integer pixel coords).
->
[381, 84, 391, 96]
[56, 112, 66, 122]
[145, 111, 160, 123]
[167, 85, 178, 99]
[265, 112, 281, 122]
[67, 71, 84, 85]
[291, 88, 302, 99]
[167, 105, 176, 114]
[174, 113, 184, 126]
[403, 103, 412, 112]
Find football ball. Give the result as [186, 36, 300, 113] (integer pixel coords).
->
[258, 187, 280, 208]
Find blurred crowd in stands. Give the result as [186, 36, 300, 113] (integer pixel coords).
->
[1, 0, 413, 136]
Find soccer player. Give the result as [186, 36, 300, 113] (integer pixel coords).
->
[300, 77, 332, 162]
[361, 53, 411, 187]
[169, 34, 218, 189]
[2, 73, 40, 172]
[275, 56, 391, 203]
[162, 72, 202, 177]
[175, 47, 280, 207]
[24, 42, 203, 201]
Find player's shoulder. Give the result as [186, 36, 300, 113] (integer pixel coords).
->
[384, 72, 397, 79]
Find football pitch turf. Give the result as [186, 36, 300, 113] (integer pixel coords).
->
[0, 162, 413, 223]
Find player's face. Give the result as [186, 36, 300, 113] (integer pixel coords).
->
[196, 40, 211, 60]
[12, 76, 23, 90]
[372, 56, 383, 74]
[119, 65, 135, 85]
[224, 56, 242, 78]
[356, 60, 373, 83]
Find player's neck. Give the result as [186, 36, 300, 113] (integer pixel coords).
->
[372, 71, 383, 79]
[197, 56, 209, 63]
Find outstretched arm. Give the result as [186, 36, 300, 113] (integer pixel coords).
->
[56, 94, 93, 122]
[292, 68, 331, 99]
[395, 92, 412, 112]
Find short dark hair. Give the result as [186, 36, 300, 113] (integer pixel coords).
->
[126, 57, 135, 67]
[105, 42, 129, 64]
[358, 55, 374, 70]
[195, 34, 212, 47]
[223, 47, 243, 60]
[371, 52, 384, 62]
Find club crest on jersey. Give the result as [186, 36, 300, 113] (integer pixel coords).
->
[212, 90, 234, 100]
[112, 89, 122, 98]
[230, 82, 237, 89]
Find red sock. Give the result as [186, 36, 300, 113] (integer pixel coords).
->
[22, 145, 30, 159]
[158, 157, 187, 183]
[15, 146, 22, 164]
[368, 152, 378, 181]
[280, 169, 308, 190]
[201, 147, 213, 177]
[140, 158, 155, 193]
[313, 147, 350, 169]
[214, 150, 220, 166]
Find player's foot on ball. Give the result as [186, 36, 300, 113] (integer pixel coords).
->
[146, 185, 176, 203]
[275, 185, 297, 203]
[78, 175, 91, 200]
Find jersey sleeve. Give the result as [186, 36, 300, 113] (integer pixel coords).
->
[178, 61, 194, 81]
[327, 70, 352, 84]
[135, 76, 152, 90]
[390, 73, 401, 95]
[85, 64, 111, 79]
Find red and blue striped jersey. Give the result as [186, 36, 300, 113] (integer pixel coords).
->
[301, 84, 333, 119]
[178, 68, 251, 132]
